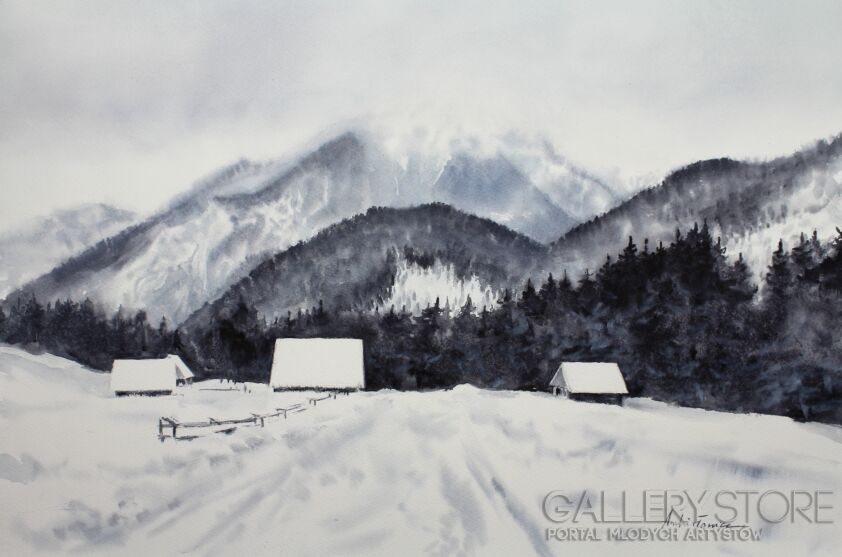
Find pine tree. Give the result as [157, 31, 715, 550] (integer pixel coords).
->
[314, 299, 330, 327]
[619, 235, 638, 264]
[519, 278, 543, 317]
[810, 229, 825, 262]
[538, 273, 558, 306]
[478, 305, 490, 337]
[576, 269, 597, 312]
[558, 269, 574, 309]
[763, 239, 793, 336]
[596, 254, 621, 307]
[453, 295, 477, 336]
[819, 227, 842, 291]
[23, 296, 45, 344]
[458, 295, 475, 319]
[559, 269, 572, 291]
[724, 253, 757, 303]
[617, 236, 643, 306]
[765, 240, 792, 299]
[419, 297, 443, 336]
[155, 316, 171, 356]
[172, 329, 184, 352]
[790, 232, 816, 283]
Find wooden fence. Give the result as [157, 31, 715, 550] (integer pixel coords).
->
[157, 391, 349, 440]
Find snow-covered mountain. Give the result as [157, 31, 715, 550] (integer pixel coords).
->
[8, 129, 614, 323]
[432, 154, 575, 240]
[0, 203, 136, 298]
[549, 134, 842, 283]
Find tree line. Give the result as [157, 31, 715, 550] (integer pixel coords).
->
[1, 223, 841, 423]
[0, 298, 183, 370]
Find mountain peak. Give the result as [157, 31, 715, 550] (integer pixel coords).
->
[5, 126, 618, 323]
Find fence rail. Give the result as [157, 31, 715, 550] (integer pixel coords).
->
[158, 393, 347, 440]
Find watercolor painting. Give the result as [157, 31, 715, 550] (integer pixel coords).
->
[1, 1, 841, 555]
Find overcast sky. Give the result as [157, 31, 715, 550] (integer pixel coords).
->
[2, 0, 841, 230]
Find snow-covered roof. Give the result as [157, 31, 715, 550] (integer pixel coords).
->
[549, 362, 628, 395]
[269, 338, 365, 390]
[110, 359, 177, 393]
[167, 355, 194, 380]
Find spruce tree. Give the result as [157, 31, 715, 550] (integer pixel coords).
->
[763, 239, 793, 335]
[724, 253, 757, 303]
[519, 278, 543, 317]
[558, 269, 574, 309]
[790, 232, 816, 283]
[23, 296, 45, 344]
[576, 269, 597, 313]
[819, 227, 842, 291]
[765, 240, 792, 300]
[538, 273, 558, 306]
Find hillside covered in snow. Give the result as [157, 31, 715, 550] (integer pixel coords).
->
[550, 135, 842, 283]
[6, 129, 614, 324]
[0, 203, 136, 298]
[1, 346, 840, 556]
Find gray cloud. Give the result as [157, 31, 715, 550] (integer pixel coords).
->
[1, 0, 841, 230]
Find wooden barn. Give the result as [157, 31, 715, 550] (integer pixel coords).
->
[269, 338, 364, 391]
[110, 355, 195, 396]
[549, 362, 628, 405]
[168, 355, 195, 386]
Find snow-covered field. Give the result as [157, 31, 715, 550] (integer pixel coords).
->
[1, 344, 841, 556]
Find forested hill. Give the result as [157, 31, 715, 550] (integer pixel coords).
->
[178, 220, 842, 425]
[181, 203, 547, 332]
[549, 134, 842, 281]
[3, 212, 841, 424]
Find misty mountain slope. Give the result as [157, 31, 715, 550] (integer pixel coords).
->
[8, 129, 611, 324]
[493, 137, 621, 222]
[432, 154, 575, 241]
[7, 134, 391, 324]
[182, 203, 546, 330]
[549, 135, 842, 280]
[0, 204, 136, 298]
[166, 157, 295, 209]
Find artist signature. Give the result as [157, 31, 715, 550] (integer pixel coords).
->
[661, 509, 748, 530]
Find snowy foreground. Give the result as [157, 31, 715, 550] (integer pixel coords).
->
[1, 345, 841, 556]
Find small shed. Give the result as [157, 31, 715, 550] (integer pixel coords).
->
[110, 355, 195, 396]
[549, 362, 628, 404]
[168, 355, 195, 385]
[269, 338, 365, 391]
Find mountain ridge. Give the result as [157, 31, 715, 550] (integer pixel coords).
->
[181, 202, 547, 331]
[0, 203, 137, 298]
[549, 134, 842, 280]
[5, 129, 610, 323]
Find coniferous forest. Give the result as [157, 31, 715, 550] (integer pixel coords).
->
[2, 223, 841, 424]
